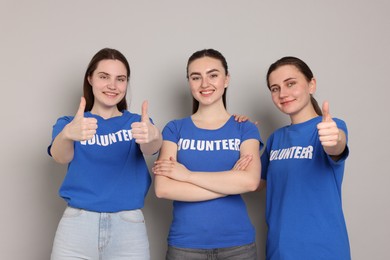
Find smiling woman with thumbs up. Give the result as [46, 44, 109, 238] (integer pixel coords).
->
[261, 56, 351, 260]
[48, 48, 162, 260]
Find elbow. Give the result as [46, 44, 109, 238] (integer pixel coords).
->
[154, 180, 170, 199]
[247, 180, 260, 192]
[246, 165, 262, 192]
[50, 147, 73, 164]
[52, 155, 71, 165]
[154, 186, 164, 199]
[155, 187, 169, 199]
[246, 176, 261, 192]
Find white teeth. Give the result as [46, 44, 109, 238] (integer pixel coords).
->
[201, 90, 213, 94]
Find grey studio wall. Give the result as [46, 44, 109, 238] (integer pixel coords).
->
[1, 0, 389, 259]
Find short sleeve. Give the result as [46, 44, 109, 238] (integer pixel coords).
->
[162, 120, 180, 143]
[241, 121, 264, 150]
[47, 116, 73, 156]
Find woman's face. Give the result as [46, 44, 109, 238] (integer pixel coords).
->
[268, 64, 316, 120]
[187, 56, 229, 107]
[88, 59, 128, 111]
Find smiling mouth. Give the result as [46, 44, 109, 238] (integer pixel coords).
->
[280, 99, 295, 106]
[103, 92, 118, 97]
[200, 90, 214, 95]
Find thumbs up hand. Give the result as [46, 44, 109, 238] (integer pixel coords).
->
[317, 101, 340, 147]
[64, 97, 98, 141]
[131, 100, 159, 144]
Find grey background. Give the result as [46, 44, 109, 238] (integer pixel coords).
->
[1, 0, 389, 259]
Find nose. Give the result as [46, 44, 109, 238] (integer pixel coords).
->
[279, 86, 288, 98]
[107, 79, 117, 89]
[201, 77, 209, 88]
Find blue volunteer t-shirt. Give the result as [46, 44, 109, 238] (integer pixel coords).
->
[261, 116, 351, 260]
[162, 116, 263, 249]
[48, 110, 151, 212]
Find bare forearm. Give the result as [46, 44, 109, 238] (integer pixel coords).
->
[187, 169, 260, 195]
[187, 139, 261, 194]
[154, 139, 261, 195]
[154, 176, 226, 201]
[50, 130, 75, 164]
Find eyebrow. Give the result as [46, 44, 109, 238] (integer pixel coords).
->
[270, 77, 296, 88]
[270, 77, 297, 89]
[283, 77, 296, 82]
[206, 69, 220, 74]
[189, 68, 220, 77]
[97, 72, 127, 78]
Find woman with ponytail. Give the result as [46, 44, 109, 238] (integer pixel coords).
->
[261, 56, 351, 260]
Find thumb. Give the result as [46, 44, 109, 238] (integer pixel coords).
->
[169, 156, 176, 163]
[75, 97, 86, 119]
[322, 101, 332, 122]
[141, 100, 149, 122]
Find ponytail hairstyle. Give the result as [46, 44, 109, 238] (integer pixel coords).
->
[266, 56, 322, 116]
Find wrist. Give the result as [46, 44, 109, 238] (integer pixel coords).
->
[61, 124, 72, 141]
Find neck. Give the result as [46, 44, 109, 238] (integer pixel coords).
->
[91, 106, 122, 119]
[194, 102, 229, 119]
[290, 109, 318, 124]
[192, 103, 230, 130]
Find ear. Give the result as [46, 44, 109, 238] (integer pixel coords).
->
[87, 76, 93, 86]
[309, 77, 317, 94]
[224, 73, 231, 88]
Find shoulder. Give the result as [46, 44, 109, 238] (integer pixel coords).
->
[162, 117, 191, 136]
[122, 110, 138, 118]
[230, 118, 263, 146]
[120, 110, 142, 122]
[227, 116, 258, 131]
[164, 117, 191, 128]
[333, 117, 347, 127]
[271, 124, 289, 136]
[264, 125, 288, 145]
[237, 120, 260, 137]
[238, 119, 258, 128]
[54, 115, 74, 125]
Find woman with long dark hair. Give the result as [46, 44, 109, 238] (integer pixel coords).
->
[48, 48, 162, 260]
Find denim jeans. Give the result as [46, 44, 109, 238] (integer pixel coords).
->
[51, 207, 150, 260]
[166, 242, 257, 260]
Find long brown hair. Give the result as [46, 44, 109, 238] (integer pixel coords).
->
[83, 48, 131, 112]
[266, 56, 322, 116]
[186, 49, 229, 114]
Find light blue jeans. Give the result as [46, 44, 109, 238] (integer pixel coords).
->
[51, 207, 150, 260]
